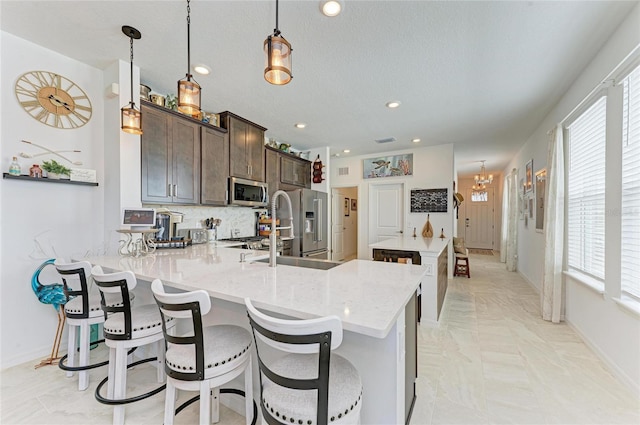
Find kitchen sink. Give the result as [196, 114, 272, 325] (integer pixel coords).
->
[252, 256, 341, 270]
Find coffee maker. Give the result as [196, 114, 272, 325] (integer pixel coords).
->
[154, 209, 184, 241]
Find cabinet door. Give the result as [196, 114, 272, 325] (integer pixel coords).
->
[246, 124, 265, 181]
[229, 118, 249, 179]
[294, 159, 311, 187]
[141, 105, 173, 204]
[201, 127, 229, 205]
[281, 156, 311, 188]
[265, 148, 280, 198]
[172, 118, 200, 204]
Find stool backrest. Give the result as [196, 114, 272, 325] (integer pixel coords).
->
[92, 265, 136, 340]
[151, 279, 211, 381]
[245, 298, 343, 425]
[54, 259, 93, 319]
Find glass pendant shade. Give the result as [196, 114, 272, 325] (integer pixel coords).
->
[121, 104, 142, 135]
[121, 25, 143, 135]
[177, 77, 201, 115]
[264, 35, 292, 85]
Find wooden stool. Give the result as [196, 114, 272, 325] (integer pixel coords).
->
[454, 254, 470, 278]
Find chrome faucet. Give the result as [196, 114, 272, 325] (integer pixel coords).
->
[270, 190, 294, 267]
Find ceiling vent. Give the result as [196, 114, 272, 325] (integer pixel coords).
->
[375, 137, 396, 144]
[338, 167, 349, 176]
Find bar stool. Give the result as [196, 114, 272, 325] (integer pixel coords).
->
[453, 237, 471, 278]
[245, 298, 363, 425]
[92, 266, 175, 425]
[55, 259, 108, 391]
[151, 279, 255, 425]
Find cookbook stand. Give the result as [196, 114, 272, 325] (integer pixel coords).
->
[116, 229, 159, 257]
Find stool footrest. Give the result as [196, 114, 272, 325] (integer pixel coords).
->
[58, 340, 110, 372]
[174, 388, 258, 425]
[94, 356, 164, 405]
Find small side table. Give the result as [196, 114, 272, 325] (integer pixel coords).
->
[116, 229, 159, 257]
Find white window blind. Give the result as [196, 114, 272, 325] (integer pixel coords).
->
[621, 64, 640, 299]
[567, 96, 607, 280]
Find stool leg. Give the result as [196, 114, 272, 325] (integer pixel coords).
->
[66, 323, 76, 378]
[211, 387, 220, 424]
[200, 381, 211, 425]
[466, 259, 471, 278]
[112, 346, 128, 425]
[164, 379, 176, 425]
[78, 322, 90, 391]
[244, 358, 253, 425]
[156, 340, 165, 383]
[107, 347, 116, 399]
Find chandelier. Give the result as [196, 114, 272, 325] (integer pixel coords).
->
[473, 160, 493, 190]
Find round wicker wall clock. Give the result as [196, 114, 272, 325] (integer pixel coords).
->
[15, 70, 92, 129]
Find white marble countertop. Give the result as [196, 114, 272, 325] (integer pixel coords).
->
[369, 236, 449, 255]
[81, 244, 425, 339]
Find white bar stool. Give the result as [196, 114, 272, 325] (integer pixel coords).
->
[55, 259, 108, 391]
[245, 298, 363, 425]
[92, 266, 175, 425]
[151, 279, 255, 425]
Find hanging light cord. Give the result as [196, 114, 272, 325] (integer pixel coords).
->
[186, 0, 192, 79]
[129, 35, 134, 106]
[273, 0, 281, 36]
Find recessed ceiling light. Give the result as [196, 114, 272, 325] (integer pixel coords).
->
[333, 153, 340, 157]
[193, 64, 211, 75]
[321, 0, 342, 17]
[412, 138, 421, 143]
[343, 149, 350, 153]
[386, 101, 401, 108]
[294, 123, 306, 129]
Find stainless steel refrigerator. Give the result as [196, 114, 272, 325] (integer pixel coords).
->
[280, 189, 328, 258]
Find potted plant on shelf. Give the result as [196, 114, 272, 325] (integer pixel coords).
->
[41, 159, 71, 179]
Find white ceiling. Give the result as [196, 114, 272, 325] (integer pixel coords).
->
[1, 0, 636, 177]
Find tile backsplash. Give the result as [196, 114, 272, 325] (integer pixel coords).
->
[144, 205, 267, 240]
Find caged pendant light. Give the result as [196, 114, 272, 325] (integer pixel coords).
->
[264, 0, 292, 85]
[177, 0, 201, 115]
[121, 25, 143, 135]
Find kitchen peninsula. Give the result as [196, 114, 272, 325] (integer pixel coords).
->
[81, 244, 426, 424]
[370, 237, 449, 324]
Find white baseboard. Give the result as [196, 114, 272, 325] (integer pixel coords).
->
[1, 343, 55, 370]
[517, 270, 540, 293]
[565, 318, 640, 396]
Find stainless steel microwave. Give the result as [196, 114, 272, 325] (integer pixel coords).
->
[228, 177, 268, 207]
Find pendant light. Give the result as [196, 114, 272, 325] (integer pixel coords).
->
[178, 0, 201, 115]
[121, 25, 142, 135]
[264, 0, 292, 85]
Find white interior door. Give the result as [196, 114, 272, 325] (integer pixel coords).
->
[331, 189, 345, 261]
[369, 183, 404, 243]
[464, 187, 494, 249]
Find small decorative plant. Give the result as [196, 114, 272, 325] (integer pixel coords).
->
[41, 159, 71, 177]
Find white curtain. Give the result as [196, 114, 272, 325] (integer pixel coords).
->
[542, 124, 565, 323]
[505, 170, 518, 271]
[500, 175, 509, 263]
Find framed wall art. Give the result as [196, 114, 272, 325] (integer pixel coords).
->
[410, 188, 448, 213]
[525, 159, 533, 193]
[351, 198, 357, 211]
[363, 153, 413, 179]
[535, 169, 546, 232]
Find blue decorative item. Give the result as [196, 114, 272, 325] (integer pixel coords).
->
[31, 259, 67, 368]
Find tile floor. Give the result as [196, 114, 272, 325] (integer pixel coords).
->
[1, 253, 639, 424]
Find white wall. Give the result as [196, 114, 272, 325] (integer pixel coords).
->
[331, 144, 455, 274]
[1, 32, 106, 368]
[502, 4, 640, 392]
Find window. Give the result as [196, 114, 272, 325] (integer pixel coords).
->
[471, 191, 488, 202]
[567, 96, 607, 280]
[621, 64, 640, 299]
